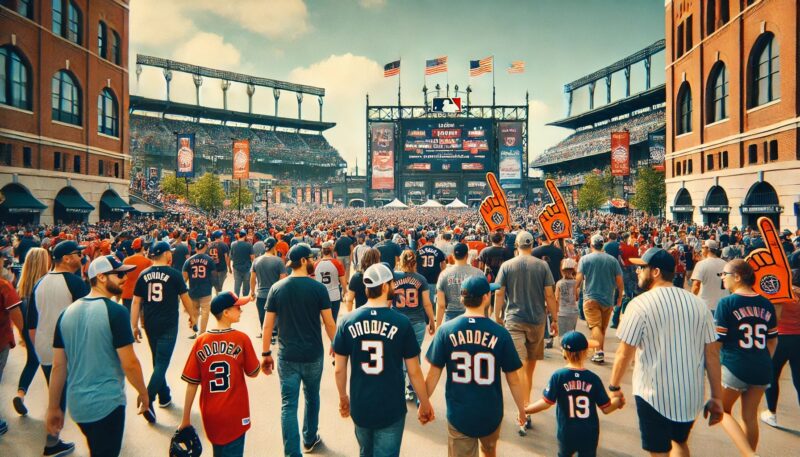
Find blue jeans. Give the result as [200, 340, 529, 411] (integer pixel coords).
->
[405, 321, 426, 391]
[354, 415, 406, 457]
[145, 327, 177, 404]
[41, 364, 67, 412]
[278, 356, 323, 457]
[233, 269, 250, 296]
[444, 310, 464, 322]
[213, 433, 246, 457]
[17, 299, 40, 395]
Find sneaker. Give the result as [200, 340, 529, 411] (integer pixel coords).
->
[591, 352, 605, 365]
[158, 397, 172, 408]
[188, 333, 197, 340]
[271, 335, 277, 345]
[303, 434, 321, 453]
[544, 339, 554, 349]
[760, 410, 778, 428]
[525, 415, 532, 430]
[405, 388, 417, 402]
[143, 405, 156, 423]
[43, 439, 75, 456]
[0, 420, 7, 436]
[13, 396, 28, 416]
[517, 425, 527, 437]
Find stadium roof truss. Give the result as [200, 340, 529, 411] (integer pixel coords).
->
[366, 105, 528, 122]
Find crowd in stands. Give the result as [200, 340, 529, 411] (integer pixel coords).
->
[532, 108, 665, 167]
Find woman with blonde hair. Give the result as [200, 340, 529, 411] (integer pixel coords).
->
[12, 247, 50, 415]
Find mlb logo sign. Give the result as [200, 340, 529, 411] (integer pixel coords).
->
[432, 97, 462, 113]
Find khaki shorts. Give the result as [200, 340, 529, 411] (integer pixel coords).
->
[447, 421, 501, 457]
[583, 299, 612, 331]
[505, 321, 545, 361]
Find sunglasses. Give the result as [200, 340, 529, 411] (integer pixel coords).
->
[107, 271, 127, 278]
[635, 266, 651, 273]
[717, 271, 734, 278]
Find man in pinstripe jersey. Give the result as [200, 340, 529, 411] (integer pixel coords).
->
[607, 248, 724, 457]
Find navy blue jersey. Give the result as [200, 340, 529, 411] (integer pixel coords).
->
[182, 253, 214, 299]
[391, 272, 429, 324]
[133, 265, 187, 336]
[426, 316, 522, 437]
[333, 306, 419, 429]
[543, 368, 610, 445]
[416, 245, 446, 285]
[208, 241, 229, 272]
[714, 293, 778, 385]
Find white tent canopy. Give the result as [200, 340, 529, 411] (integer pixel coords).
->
[383, 198, 408, 208]
[445, 198, 469, 209]
[420, 199, 443, 208]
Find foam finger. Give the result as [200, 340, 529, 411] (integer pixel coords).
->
[545, 179, 564, 206]
[486, 172, 503, 196]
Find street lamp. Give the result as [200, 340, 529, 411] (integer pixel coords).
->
[265, 188, 273, 227]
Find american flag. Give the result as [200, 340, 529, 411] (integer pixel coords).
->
[384, 60, 400, 77]
[469, 57, 493, 77]
[507, 61, 525, 74]
[425, 56, 448, 75]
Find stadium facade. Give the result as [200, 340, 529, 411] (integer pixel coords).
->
[0, 0, 132, 224]
[665, 0, 799, 229]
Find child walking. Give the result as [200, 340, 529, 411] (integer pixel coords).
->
[555, 259, 579, 337]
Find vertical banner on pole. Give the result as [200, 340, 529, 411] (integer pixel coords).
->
[315, 188, 321, 203]
[648, 133, 666, 172]
[297, 187, 303, 204]
[370, 122, 395, 190]
[498, 122, 523, 189]
[610, 132, 630, 176]
[232, 140, 250, 179]
[275, 189, 281, 205]
[322, 190, 327, 205]
[176, 133, 195, 178]
[328, 189, 333, 205]
[306, 186, 311, 203]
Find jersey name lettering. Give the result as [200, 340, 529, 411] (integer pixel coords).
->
[732, 306, 772, 322]
[448, 330, 499, 349]
[562, 379, 594, 394]
[196, 341, 244, 362]
[347, 319, 399, 340]
[142, 271, 172, 283]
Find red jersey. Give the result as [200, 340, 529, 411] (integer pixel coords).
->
[181, 328, 260, 445]
[778, 286, 800, 335]
[619, 243, 638, 267]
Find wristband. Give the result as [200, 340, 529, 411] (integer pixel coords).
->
[608, 384, 621, 392]
[262, 351, 272, 357]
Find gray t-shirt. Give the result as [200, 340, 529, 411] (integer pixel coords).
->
[495, 255, 554, 325]
[230, 240, 254, 272]
[252, 255, 288, 299]
[436, 264, 485, 315]
[556, 278, 578, 316]
[578, 252, 623, 307]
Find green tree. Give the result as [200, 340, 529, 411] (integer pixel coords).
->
[228, 182, 254, 212]
[577, 174, 614, 212]
[160, 174, 188, 198]
[189, 172, 225, 212]
[630, 167, 666, 215]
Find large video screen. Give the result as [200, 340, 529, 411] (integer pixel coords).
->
[401, 118, 493, 173]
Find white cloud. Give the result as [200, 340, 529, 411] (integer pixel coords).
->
[172, 33, 242, 71]
[289, 54, 387, 170]
[194, 0, 310, 40]
[359, 0, 386, 9]
[129, 0, 192, 46]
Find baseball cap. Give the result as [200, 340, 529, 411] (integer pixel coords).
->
[210, 292, 249, 315]
[265, 237, 277, 249]
[195, 238, 208, 250]
[561, 331, 599, 352]
[87, 255, 135, 280]
[321, 240, 334, 249]
[363, 263, 394, 287]
[52, 240, 86, 260]
[703, 239, 719, 250]
[149, 241, 173, 258]
[131, 238, 143, 250]
[561, 258, 578, 270]
[460, 276, 500, 298]
[238, 229, 247, 238]
[211, 230, 223, 240]
[453, 242, 469, 258]
[515, 231, 534, 247]
[629, 248, 676, 273]
[288, 244, 313, 263]
[590, 234, 605, 247]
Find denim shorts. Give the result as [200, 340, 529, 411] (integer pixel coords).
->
[721, 365, 769, 392]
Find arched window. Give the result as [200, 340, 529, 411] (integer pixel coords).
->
[52, 0, 82, 45]
[706, 0, 716, 36]
[98, 21, 107, 59]
[676, 83, 692, 134]
[706, 63, 728, 123]
[2, 0, 34, 18]
[51, 70, 81, 125]
[749, 33, 780, 107]
[97, 88, 118, 137]
[0, 46, 32, 110]
[111, 31, 121, 65]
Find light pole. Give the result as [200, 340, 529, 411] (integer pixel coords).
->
[265, 188, 272, 227]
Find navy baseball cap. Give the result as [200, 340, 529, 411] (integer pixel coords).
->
[629, 247, 676, 273]
[52, 240, 86, 260]
[238, 229, 247, 237]
[265, 237, 277, 249]
[195, 238, 208, 250]
[211, 230, 223, 239]
[210, 292, 249, 315]
[149, 241, 173, 258]
[453, 242, 469, 258]
[561, 331, 599, 352]
[460, 276, 499, 298]
[288, 244, 313, 263]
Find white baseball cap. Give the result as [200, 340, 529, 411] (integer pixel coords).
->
[363, 263, 394, 287]
[87, 255, 135, 280]
[561, 258, 578, 270]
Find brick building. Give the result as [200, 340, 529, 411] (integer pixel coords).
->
[665, 0, 799, 229]
[0, 0, 131, 224]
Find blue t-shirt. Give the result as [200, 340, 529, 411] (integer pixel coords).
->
[543, 367, 610, 445]
[375, 241, 402, 270]
[53, 296, 134, 423]
[333, 306, 419, 429]
[182, 253, 214, 299]
[577, 252, 623, 306]
[715, 293, 778, 385]
[266, 276, 332, 362]
[416, 245, 446, 285]
[391, 272, 429, 324]
[426, 315, 522, 437]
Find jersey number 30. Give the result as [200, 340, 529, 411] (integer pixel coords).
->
[451, 351, 495, 385]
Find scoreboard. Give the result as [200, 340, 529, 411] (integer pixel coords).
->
[400, 118, 493, 173]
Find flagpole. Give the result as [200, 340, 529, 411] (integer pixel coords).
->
[397, 58, 401, 108]
[492, 55, 496, 107]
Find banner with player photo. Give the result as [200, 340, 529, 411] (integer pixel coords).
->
[610, 131, 630, 176]
[232, 140, 250, 180]
[176, 133, 195, 178]
[306, 186, 311, 203]
[371, 123, 395, 190]
[649, 133, 666, 171]
[297, 188, 303, 204]
[498, 122, 523, 189]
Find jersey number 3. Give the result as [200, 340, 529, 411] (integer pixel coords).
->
[360, 341, 384, 375]
[209, 361, 230, 393]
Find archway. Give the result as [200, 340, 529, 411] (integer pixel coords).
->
[741, 181, 781, 229]
[54, 187, 93, 223]
[0, 183, 45, 225]
[348, 199, 365, 208]
[701, 186, 730, 226]
[671, 188, 694, 223]
[100, 189, 134, 221]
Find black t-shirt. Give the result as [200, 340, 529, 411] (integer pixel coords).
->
[532, 243, 564, 283]
[477, 246, 513, 282]
[133, 265, 187, 336]
[416, 245, 446, 285]
[171, 242, 190, 270]
[266, 276, 332, 362]
[375, 240, 402, 270]
[348, 272, 368, 309]
[208, 241, 230, 272]
[334, 236, 354, 258]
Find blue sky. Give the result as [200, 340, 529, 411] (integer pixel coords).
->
[130, 0, 666, 173]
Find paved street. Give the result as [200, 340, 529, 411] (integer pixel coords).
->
[1, 274, 799, 456]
